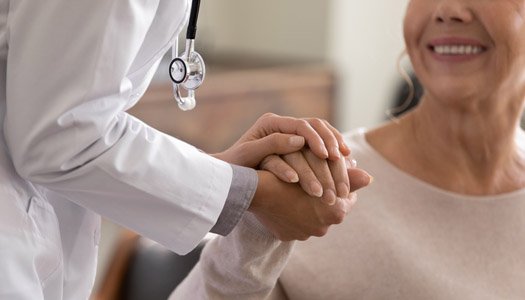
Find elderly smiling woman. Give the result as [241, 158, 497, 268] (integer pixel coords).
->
[171, 1, 525, 299]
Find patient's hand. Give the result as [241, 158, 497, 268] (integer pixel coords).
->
[248, 169, 369, 241]
[260, 149, 371, 205]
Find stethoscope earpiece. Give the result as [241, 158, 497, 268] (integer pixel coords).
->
[173, 82, 197, 111]
[169, 0, 204, 111]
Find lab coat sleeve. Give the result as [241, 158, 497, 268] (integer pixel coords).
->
[170, 214, 294, 300]
[211, 165, 257, 236]
[4, 0, 233, 254]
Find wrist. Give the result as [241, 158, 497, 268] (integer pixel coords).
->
[211, 152, 225, 161]
[248, 170, 269, 214]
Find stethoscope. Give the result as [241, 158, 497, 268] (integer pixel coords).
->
[169, 0, 205, 111]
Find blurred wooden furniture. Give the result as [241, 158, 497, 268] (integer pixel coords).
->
[93, 64, 335, 300]
[93, 230, 140, 300]
[129, 64, 335, 153]
[94, 230, 207, 300]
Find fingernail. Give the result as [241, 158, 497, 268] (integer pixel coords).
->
[310, 182, 323, 198]
[337, 182, 349, 198]
[331, 147, 341, 159]
[286, 171, 299, 183]
[289, 136, 305, 147]
[345, 158, 357, 169]
[343, 142, 350, 152]
[321, 148, 329, 159]
[322, 189, 337, 206]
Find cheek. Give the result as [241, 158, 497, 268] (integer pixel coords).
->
[403, 1, 430, 54]
[489, 3, 525, 48]
[486, 7, 525, 73]
[512, 11, 525, 56]
[402, 3, 417, 48]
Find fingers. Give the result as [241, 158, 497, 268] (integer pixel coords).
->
[260, 155, 299, 183]
[347, 168, 373, 192]
[336, 193, 358, 216]
[259, 113, 328, 159]
[304, 118, 341, 161]
[327, 156, 350, 199]
[282, 152, 324, 198]
[228, 133, 306, 168]
[301, 150, 338, 205]
[248, 133, 306, 160]
[278, 148, 353, 205]
[257, 113, 344, 161]
[322, 120, 351, 157]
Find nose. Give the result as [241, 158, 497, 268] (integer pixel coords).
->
[434, 0, 473, 24]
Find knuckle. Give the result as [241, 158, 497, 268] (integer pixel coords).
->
[309, 118, 325, 128]
[297, 119, 311, 129]
[332, 210, 346, 224]
[261, 112, 277, 119]
[260, 155, 276, 170]
[333, 217, 344, 225]
[269, 133, 282, 147]
[323, 209, 345, 225]
[298, 235, 309, 241]
[258, 112, 277, 125]
[312, 227, 328, 237]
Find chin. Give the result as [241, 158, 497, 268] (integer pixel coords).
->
[426, 80, 480, 107]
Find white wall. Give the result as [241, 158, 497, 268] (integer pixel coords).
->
[327, 0, 409, 131]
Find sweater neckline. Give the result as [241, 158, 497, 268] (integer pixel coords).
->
[352, 127, 525, 203]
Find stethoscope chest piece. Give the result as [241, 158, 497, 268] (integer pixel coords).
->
[169, 51, 205, 90]
[169, 0, 204, 111]
[169, 58, 188, 84]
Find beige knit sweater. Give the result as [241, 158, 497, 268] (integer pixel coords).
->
[171, 129, 525, 300]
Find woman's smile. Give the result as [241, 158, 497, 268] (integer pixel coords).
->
[426, 36, 488, 63]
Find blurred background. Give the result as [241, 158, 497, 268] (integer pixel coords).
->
[93, 0, 411, 299]
[190, 0, 410, 130]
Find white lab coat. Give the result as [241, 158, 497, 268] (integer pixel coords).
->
[0, 0, 233, 299]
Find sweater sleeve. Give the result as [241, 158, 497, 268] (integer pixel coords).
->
[170, 213, 294, 299]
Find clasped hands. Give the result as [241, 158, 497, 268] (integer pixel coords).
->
[213, 113, 372, 241]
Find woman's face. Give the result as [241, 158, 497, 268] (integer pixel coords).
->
[404, 0, 525, 107]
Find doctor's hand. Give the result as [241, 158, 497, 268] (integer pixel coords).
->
[248, 170, 370, 241]
[212, 113, 350, 176]
[260, 149, 372, 205]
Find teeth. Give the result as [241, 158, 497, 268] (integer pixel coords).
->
[433, 45, 483, 55]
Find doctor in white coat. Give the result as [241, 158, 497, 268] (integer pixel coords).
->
[0, 0, 373, 299]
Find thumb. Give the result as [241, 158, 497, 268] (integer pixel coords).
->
[348, 168, 373, 192]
